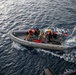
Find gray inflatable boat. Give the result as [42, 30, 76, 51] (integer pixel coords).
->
[8, 30, 70, 50]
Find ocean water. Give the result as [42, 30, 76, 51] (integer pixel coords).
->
[0, 0, 76, 75]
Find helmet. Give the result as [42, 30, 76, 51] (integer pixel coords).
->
[51, 27, 55, 32]
[29, 30, 33, 34]
[33, 26, 39, 29]
[53, 31, 56, 35]
[48, 29, 52, 32]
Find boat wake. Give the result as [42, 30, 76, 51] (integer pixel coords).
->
[12, 39, 76, 64]
[12, 42, 26, 51]
[64, 27, 76, 48]
[11, 27, 76, 64]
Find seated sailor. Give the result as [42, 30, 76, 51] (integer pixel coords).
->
[38, 30, 46, 43]
[46, 28, 53, 43]
[25, 29, 34, 41]
[52, 31, 62, 45]
[33, 26, 40, 36]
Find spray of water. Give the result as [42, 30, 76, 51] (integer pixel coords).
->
[12, 42, 26, 51]
[70, 26, 76, 37]
[64, 26, 76, 47]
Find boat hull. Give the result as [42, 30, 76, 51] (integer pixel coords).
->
[8, 30, 69, 50]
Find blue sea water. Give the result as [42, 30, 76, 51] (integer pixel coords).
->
[0, 0, 76, 75]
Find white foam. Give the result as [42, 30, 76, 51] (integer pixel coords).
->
[66, 37, 76, 43]
[36, 48, 61, 58]
[12, 42, 21, 50]
[12, 42, 26, 51]
[61, 50, 76, 63]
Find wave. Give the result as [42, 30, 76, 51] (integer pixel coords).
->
[64, 26, 76, 47]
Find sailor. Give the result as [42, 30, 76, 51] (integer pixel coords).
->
[52, 31, 57, 39]
[31, 26, 40, 40]
[25, 29, 34, 41]
[38, 30, 46, 43]
[52, 31, 62, 45]
[46, 28, 52, 43]
[33, 26, 40, 36]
